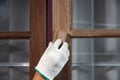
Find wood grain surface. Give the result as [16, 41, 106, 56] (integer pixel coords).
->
[30, 0, 46, 79]
[0, 32, 31, 39]
[52, 0, 72, 80]
[70, 29, 120, 38]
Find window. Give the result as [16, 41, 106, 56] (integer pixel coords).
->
[0, 0, 46, 80]
[52, 0, 120, 80]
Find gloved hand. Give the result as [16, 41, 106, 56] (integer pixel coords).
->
[35, 39, 70, 80]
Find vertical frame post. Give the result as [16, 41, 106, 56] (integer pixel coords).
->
[52, 0, 72, 80]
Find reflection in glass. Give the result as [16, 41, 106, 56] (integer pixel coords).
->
[0, 40, 29, 80]
[72, 38, 93, 80]
[94, 38, 120, 63]
[0, 40, 29, 62]
[0, 67, 29, 80]
[72, 38, 93, 64]
[0, 0, 29, 31]
[72, 38, 120, 80]
[72, 0, 120, 29]
[72, 0, 92, 29]
[94, 0, 120, 29]
[95, 66, 120, 80]
[72, 64, 92, 80]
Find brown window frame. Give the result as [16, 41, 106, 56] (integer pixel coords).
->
[30, 0, 46, 79]
[52, 0, 120, 80]
[0, 0, 47, 80]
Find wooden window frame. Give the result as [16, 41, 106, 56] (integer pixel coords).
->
[52, 0, 120, 80]
[30, 0, 46, 79]
[52, 0, 72, 80]
[0, 0, 47, 80]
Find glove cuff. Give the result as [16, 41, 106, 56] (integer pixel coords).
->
[35, 61, 55, 80]
[35, 67, 50, 80]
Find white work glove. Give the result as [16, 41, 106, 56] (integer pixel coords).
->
[35, 39, 70, 80]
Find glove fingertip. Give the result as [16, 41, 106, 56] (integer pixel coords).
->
[67, 49, 70, 57]
[53, 39, 62, 48]
[60, 42, 68, 52]
[63, 42, 68, 48]
[48, 42, 53, 46]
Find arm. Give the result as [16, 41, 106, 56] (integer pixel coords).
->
[33, 39, 70, 80]
[32, 72, 45, 80]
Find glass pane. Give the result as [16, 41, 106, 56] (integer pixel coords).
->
[72, 0, 92, 29]
[0, 67, 29, 80]
[72, 64, 92, 80]
[72, 38, 93, 64]
[95, 66, 120, 80]
[72, 38, 120, 80]
[94, 38, 120, 63]
[0, 0, 29, 31]
[72, 0, 120, 29]
[0, 39, 29, 63]
[94, 0, 120, 29]
[72, 38, 94, 80]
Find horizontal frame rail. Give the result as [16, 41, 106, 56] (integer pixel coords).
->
[0, 32, 31, 39]
[70, 29, 120, 38]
